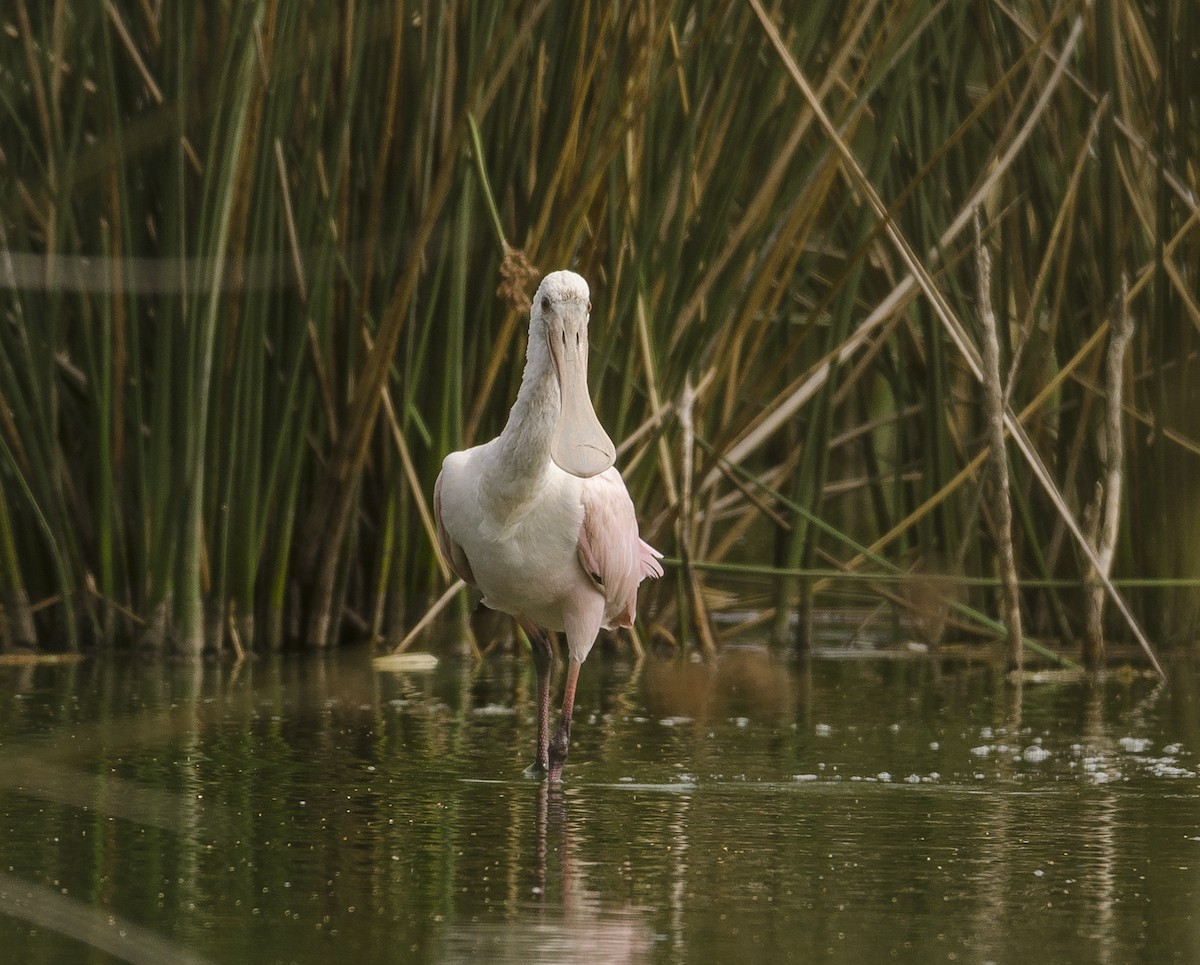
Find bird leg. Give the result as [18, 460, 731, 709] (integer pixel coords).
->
[520, 618, 555, 777]
[548, 659, 581, 782]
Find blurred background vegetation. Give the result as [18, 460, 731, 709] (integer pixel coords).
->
[1, 0, 1197, 662]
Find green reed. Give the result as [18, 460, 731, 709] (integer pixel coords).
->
[0, 1, 1196, 663]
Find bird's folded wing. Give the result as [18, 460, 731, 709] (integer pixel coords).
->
[577, 469, 662, 628]
[434, 471, 477, 588]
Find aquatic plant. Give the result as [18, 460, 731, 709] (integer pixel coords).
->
[1, 1, 1196, 663]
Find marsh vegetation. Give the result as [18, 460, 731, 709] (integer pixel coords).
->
[2, 2, 1198, 665]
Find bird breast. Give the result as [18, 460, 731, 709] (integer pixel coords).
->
[439, 447, 594, 631]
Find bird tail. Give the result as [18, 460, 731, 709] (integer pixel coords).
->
[639, 539, 664, 580]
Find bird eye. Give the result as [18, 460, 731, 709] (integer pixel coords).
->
[540, 295, 551, 314]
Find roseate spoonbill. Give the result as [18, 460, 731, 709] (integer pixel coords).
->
[434, 270, 663, 780]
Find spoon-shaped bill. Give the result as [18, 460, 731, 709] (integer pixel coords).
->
[546, 310, 615, 478]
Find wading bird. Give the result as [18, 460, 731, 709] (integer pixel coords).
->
[434, 270, 663, 781]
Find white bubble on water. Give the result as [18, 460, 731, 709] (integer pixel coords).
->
[1023, 746, 1051, 763]
[1147, 760, 1194, 779]
[658, 716, 693, 727]
[472, 704, 515, 716]
[1119, 736, 1151, 753]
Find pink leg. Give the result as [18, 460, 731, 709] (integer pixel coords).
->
[520, 618, 554, 776]
[548, 659, 581, 782]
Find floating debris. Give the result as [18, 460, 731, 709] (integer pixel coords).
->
[372, 652, 439, 672]
[0, 652, 87, 666]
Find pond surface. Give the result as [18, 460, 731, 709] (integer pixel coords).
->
[1, 639, 1198, 963]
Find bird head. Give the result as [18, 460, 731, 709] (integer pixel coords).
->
[533, 271, 616, 478]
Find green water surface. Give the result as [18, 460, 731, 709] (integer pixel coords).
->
[1, 643, 1197, 963]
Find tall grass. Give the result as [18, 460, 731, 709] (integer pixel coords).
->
[1, 1, 1197, 662]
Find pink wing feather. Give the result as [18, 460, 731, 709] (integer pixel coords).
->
[577, 469, 663, 629]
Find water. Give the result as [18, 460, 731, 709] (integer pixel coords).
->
[1, 643, 1198, 963]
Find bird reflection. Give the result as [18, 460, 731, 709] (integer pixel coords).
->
[531, 780, 560, 901]
[442, 782, 650, 963]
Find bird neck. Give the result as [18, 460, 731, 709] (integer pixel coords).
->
[486, 332, 560, 506]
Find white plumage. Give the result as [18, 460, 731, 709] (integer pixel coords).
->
[435, 270, 662, 778]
